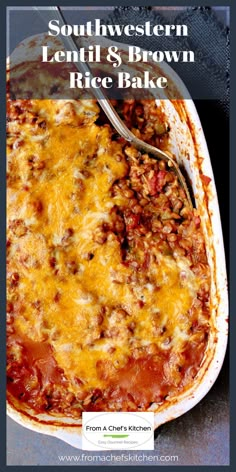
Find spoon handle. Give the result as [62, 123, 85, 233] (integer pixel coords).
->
[34, 6, 193, 207]
[33, 6, 134, 142]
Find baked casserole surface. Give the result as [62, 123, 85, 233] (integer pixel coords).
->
[7, 98, 210, 417]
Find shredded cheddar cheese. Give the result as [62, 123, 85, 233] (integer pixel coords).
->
[7, 98, 210, 416]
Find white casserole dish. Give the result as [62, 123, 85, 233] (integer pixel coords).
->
[7, 33, 228, 450]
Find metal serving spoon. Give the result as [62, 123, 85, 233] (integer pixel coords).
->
[34, 6, 193, 208]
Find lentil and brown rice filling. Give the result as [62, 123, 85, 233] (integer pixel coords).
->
[7, 97, 210, 416]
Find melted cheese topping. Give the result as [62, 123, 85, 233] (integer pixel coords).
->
[7, 98, 210, 413]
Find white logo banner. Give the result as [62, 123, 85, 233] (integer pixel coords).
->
[82, 412, 154, 450]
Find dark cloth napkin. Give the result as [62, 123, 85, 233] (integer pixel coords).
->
[104, 6, 229, 104]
